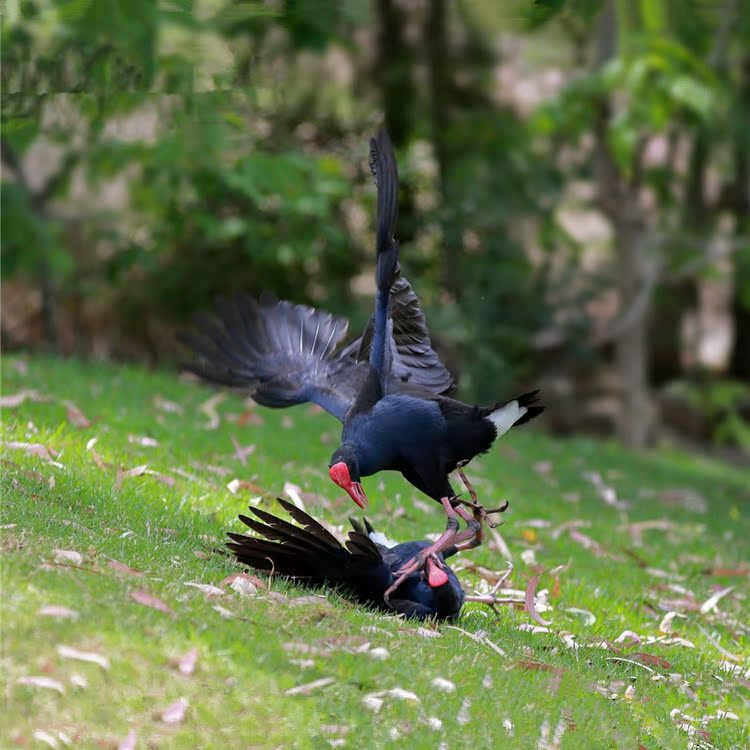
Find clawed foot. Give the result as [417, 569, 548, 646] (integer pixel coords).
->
[451, 495, 509, 528]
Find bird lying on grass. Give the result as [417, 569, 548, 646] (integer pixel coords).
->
[226, 498, 465, 621]
[182, 129, 544, 596]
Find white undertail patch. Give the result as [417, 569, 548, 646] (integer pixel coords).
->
[368, 531, 398, 549]
[487, 401, 528, 438]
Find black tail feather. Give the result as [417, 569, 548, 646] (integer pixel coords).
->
[227, 500, 386, 592]
[514, 390, 545, 426]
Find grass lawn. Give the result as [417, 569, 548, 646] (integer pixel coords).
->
[2, 354, 749, 749]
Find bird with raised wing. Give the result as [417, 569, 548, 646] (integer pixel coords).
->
[182, 130, 544, 591]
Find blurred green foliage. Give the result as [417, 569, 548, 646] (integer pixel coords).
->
[1, 0, 749, 446]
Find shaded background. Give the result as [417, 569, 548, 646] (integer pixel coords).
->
[2, 0, 749, 457]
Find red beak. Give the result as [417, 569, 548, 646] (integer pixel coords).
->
[426, 557, 449, 588]
[329, 461, 369, 509]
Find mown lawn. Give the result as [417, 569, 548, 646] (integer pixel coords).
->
[2, 355, 749, 749]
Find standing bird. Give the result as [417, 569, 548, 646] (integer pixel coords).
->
[226, 498, 465, 620]
[181, 130, 543, 590]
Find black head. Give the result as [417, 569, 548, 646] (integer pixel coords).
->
[329, 443, 368, 509]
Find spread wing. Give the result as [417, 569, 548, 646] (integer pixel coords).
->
[179, 291, 368, 421]
[352, 273, 455, 395]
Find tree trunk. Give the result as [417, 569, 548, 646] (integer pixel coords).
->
[425, 0, 458, 300]
[593, 2, 654, 449]
[614, 217, 652, 447]
[375, 0, 412, 147]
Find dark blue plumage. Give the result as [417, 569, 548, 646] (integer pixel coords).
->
[226, 498, 464, 620]
[181, 129, 544, 576]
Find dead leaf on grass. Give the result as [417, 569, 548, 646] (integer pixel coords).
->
[39, 605, 80, 619]
[569, 529, 611, 559]
[362, 688, 419, 713]
[53, 549, 83, 565]
[57, 645, 110, 670]
[629, 652, 672, 670]
[0, 389, 46, 407]
[283, 481, 305, 510]
[154, 395, 184, 414]
[117, 730, 138, 750]
[222, 572, 266, 590]
[63, 401, 91, 428]
[184, 581, 225, 597]
[5, 441, 57, 460]
[222, 572, 264, 597]
[200, 393, 224, 430]
[128, 434, 159, 447]
[114, 464, 149, 491]
[514, 659, 565, 676]
[108, 559, 143, 577]
[285, 677, 335, 696]
[525, 571, 552, 627]
[431, 677, 456, 693]
[130, 590, 175, 616]
[659, 611, 686, 634]
[177, 648, 199, 676]
[230, 436, 255, 465]
[161, 697, 189, 724]
[17, 676, 65, 693]
[699, 585, 735, 615]
[32, 730, 62, 748]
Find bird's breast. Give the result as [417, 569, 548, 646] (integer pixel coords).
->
[344, 396, 445, 476]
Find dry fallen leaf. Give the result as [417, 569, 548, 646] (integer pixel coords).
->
[225, 576, 260, 598]
[456, 697, 471, 725]
[161, 697, 189, 725]
[184, 581, 225, 597]
[32, 730, 61, 748]
[230, 436, 256, 465]
[222, 572, 266, 591]
[0, 389, 45, 408]
[200, 393, 224, 430]
[117, 730, 138, 750]
[154, 395, 184, 414]
[53, 549, 83, 565]
[283, 481, 305, 510]
[57, 645, 110, 670]
[38, 605, 80, 619]
[128, 434, 159, 447]
[525, 571, 552, 627]
[431, 677, 456, 693]
[114, 464, 149, 491]
[108, 559, 143, 577]
[699, 585, 735, 615]
[658, 611, 686, 634]
[362, 688, 420, 713]
[130, 590, 175, 616]
[63, 400, 91, 428]
[17, 676, 65, 693]
[284, 677, 335, 696]
[177, 648, 199, 676]
[5, 441, 57, 460]
[514, 659, 565, 676]
[629, 652, 672, 670]
[569, 529, 610, 558]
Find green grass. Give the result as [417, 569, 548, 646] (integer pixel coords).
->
[2, 355, 749, 749]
